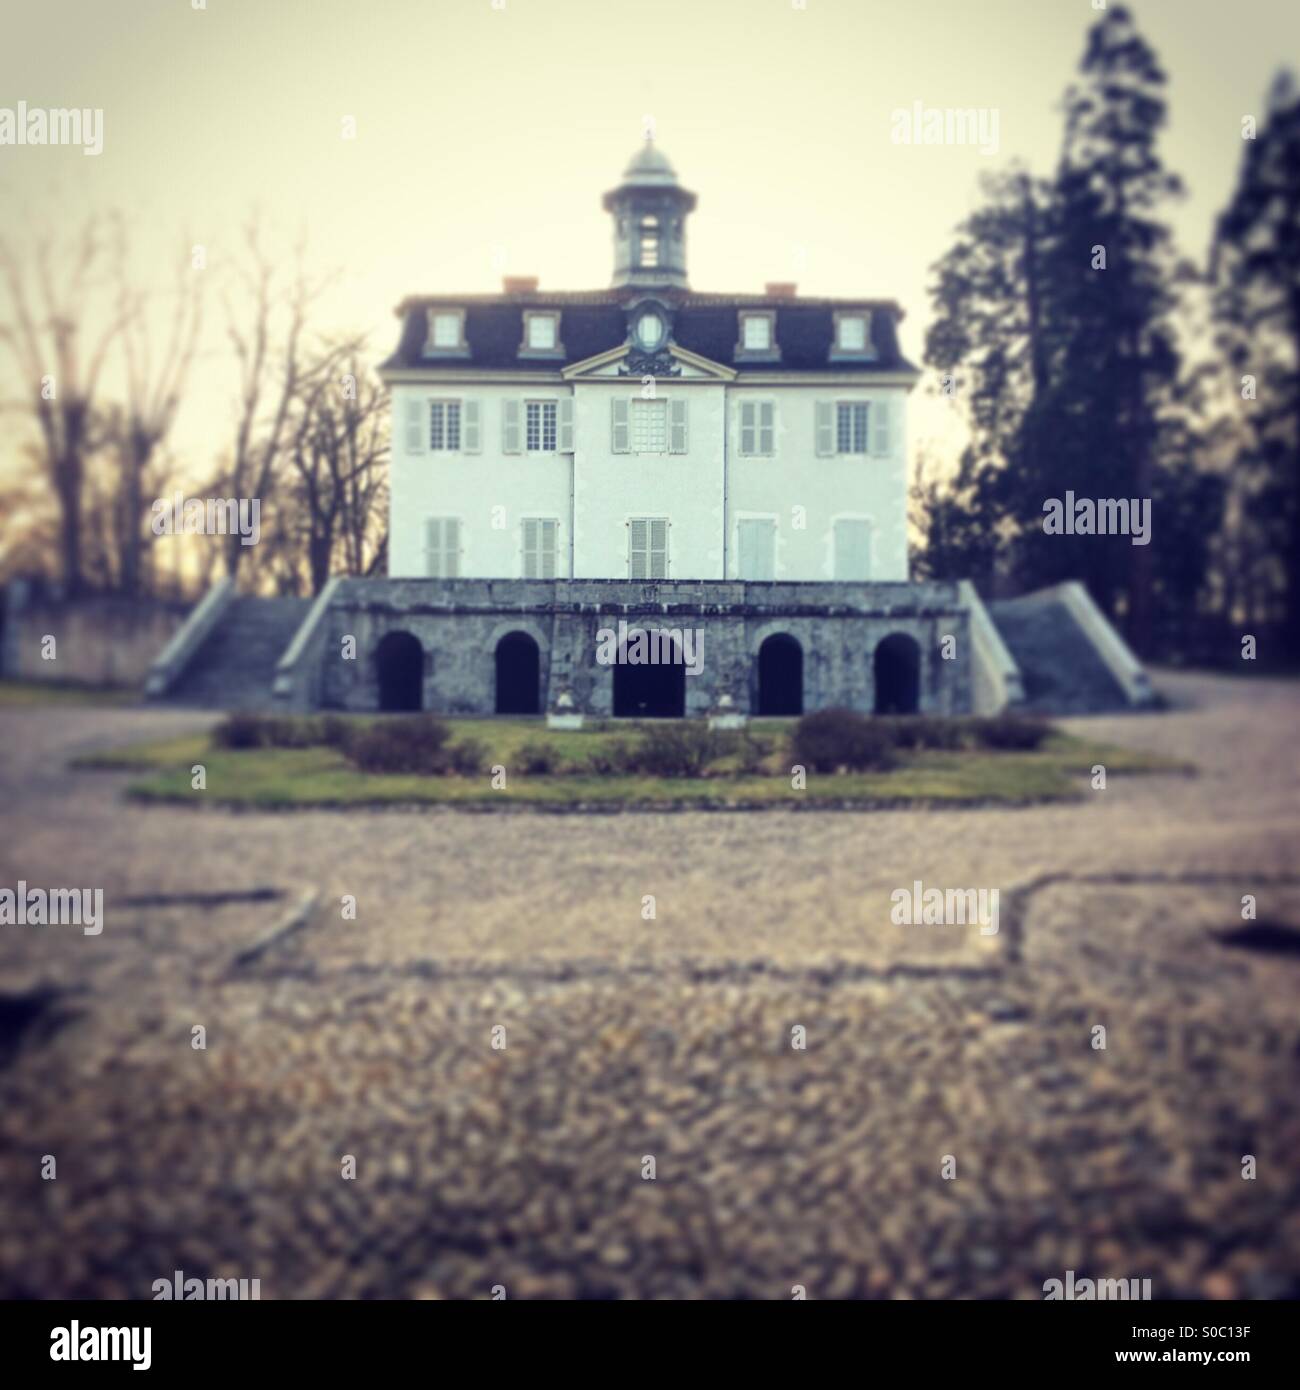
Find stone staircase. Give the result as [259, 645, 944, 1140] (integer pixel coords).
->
[987, 591, 1130, 715]
[160, 596, 311, 709]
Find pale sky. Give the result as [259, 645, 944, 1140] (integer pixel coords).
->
[1, 0, 1296, 485]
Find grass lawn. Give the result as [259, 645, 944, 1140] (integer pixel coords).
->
[73, 715, 1189, 811]
[0, 679, 138, 708]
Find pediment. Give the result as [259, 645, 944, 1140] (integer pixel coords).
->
[562, 343, 736, 381]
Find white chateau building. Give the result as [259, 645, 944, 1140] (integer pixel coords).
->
[138, 143, 1150, 719]
[380, 140, 915, 588]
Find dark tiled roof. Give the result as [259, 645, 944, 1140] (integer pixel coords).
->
[380, 292, 916, 374]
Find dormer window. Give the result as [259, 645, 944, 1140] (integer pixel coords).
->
[425, 308, 466, 354]
[741, 313, 774, 352]
[638, 216, 660, 268]
[526, 313, 557, 350]
[736, 311, 778, 360]
[519, 310, 562, 358]
[835, 312, 871, 353]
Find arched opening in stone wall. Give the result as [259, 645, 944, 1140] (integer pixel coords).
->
[613, 630, 686, 718]
[757, 633, 803, 716]
[873, 632, 921, 714]
[375, 631, 424, 712]
[495, 631, 541, 715]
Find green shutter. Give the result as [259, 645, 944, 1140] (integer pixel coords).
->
[669, 398, 688, 454]
[628, 518, 648, 578]
[815, 401, 834, 456]
[612, 398, 630, 453]
[406, 397, 425, 454]
[502, 399, 522, 454]
[871, 397, 891, 456]
[759, 402, 775, 455]
[463, 400, 481, 453]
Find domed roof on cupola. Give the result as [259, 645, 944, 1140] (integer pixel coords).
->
[620, 139, 679, 187]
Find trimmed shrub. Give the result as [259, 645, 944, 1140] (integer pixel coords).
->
[517, 740, 559, 775]
[214, 711, 268, 749]
[446, 737, 488, 777]
[881, 715, 967, 751]
[791, 708, 897, 773]
[213, 712, 334, 750]
[344, 714, 452, 774]
[264, 715, 324, 749]
[585, 740, 636, 776]
[629, 723, 724, 778]
[970, 714, 1053, 751]
[318, 714, 356, 749]
[735, 730, 772, 776]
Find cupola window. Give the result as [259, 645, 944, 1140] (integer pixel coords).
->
[638, 216, 660, 268]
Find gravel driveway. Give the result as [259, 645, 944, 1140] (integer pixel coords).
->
[1, 671, 1298, 1298]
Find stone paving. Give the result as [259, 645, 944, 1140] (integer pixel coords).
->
[1, 672, 1298, 1299]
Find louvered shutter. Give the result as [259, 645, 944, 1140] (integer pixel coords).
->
[759, 402, 775, 455]
[628, 518, 648, 579]
[669, 398, 688, 454]
[833, 520, 870, 581]
[815, 401, 834, 456]
[558, 397, 574, 453]
[502, 399, 522, 454]
[870, 398, 891, 456]
[738, 519, 776, 580]
[425, 518, 451, 576]
[740, 402, 756, 456]
[522, 518, 539, 578]
[406, 397, 425, 454]
[649, 519, 669, 579]
[463, 400, 481, 453]
[425, 519, 461, 577]
[612, 398, 630, 453]
[540, 519, 558, 578]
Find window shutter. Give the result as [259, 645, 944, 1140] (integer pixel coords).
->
[612, 398, 630, 454]
[738, 519, 776, 580]
[431, 517, 447, 575]
[425, 517, 461, 576]
[628, 518, 648, 579]
[649, 518, 668, 578]
[740, 402, 755, 456]
[759, 402, 775, 456]
[833, 520, 870, 581]
[406, 397, 425, 454]
[871, 398, 891, 456]
[522, 518, 538, 578]
[669, 398, 688, 454]
[558, 397, 574, 453]
[462, 400, 481, 453]
[815, 401, 834, 456]
[540, 519, 557, 579]
[502, 399, 522, 454]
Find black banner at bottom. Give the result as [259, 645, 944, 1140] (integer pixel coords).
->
[1, 1297, 1288, 1375]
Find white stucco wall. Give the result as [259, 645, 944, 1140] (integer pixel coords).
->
[726, 384, 910, 582]
[387, 375, 911, 581]
[388, 383, 573, 578]
[572, 379, 726, 579]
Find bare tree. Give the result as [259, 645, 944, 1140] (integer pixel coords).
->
[221, 223, 336, 583]
[109, 217, 203, 595]
[0, 221, 127, 594]
[284, 345, 389, 594]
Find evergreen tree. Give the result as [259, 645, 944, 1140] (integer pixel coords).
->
[1211, 71, 1300, 657]
[923, 168, 1057, 587]
[1035, 2, 1185, 650]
